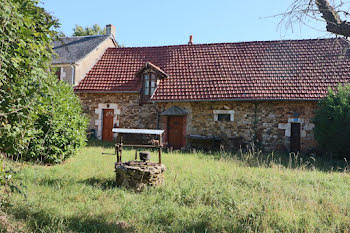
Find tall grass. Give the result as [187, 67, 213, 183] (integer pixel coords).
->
[192, 143, 350, 173]
[1, 142, 350, 232]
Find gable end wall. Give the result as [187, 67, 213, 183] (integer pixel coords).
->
[74, 38, 116, 86]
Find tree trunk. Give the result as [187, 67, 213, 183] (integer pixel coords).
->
[316, 0, 350, 37]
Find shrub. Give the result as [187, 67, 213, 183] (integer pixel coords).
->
[313, 84, 350, 159]
[26, 78, 88, 163]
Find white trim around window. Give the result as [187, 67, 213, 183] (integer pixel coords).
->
[213, 110, 234, 121]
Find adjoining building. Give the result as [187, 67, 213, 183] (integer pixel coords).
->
[52, 24, 118, 86]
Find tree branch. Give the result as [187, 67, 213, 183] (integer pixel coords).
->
[316, 0, 350, 37]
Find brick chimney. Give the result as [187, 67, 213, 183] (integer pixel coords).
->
[106, 24, 116, 38]
[188, 35, 193, 45]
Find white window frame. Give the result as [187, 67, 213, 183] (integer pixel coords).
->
[213, 110, 234, 122]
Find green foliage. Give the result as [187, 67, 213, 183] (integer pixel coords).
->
[72, 24, 106, 36]
[0, 0, 58, 156]
[313, 84, 350, 158]
[0, 0, 88, 163]
[26, 79, 88, 163]
[2, 145, 350, 232]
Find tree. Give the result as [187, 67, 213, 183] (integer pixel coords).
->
[313, 85, 350, 158]
[0, 0, 87, 163]
[281, 0, 350, 38]
[72, 24, 106, 36]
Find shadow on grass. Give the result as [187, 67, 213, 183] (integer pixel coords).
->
[35, 176, 118, 192]
[37, 177, 69, 187]
[7, 205, 133, 233]
[86, 139, 115, 148]
[79, 177, 117, 190]
[8, 203, 216, 233]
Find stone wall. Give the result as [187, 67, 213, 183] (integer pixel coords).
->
[157, 101, 318, 152]
[115, 161, 166, 192]
[77, 93, 158, 140]
[77, 91, 318, 152]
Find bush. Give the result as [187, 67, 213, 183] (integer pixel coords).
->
[1, 73, 88, 164]
[26, 78, 88, 163]
[313, 84, 350, 159]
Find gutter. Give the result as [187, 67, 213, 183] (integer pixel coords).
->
[150, 98, 320, 103]
[52, 63, 76, 66]
[74, 91, 321, 102]
[74, 90, 139, 94]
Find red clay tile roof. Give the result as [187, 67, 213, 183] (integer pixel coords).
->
[74, 38, 350, 101]
[135, 62, 168, 78]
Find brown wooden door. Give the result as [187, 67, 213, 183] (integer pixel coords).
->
[290, 123, 300, 153]
[168, 116, 185, 148]
[102, 109, 114, 142]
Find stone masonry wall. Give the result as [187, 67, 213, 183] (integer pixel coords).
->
[157, 101, 318, 152]
[77, 92, 318, 152]
[77, 93, 158, 141]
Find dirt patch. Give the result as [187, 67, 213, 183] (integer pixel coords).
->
[0, 211, 24, 233]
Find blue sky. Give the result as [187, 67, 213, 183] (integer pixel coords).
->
[40, 0, 329, 47]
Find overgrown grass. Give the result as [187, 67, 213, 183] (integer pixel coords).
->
[1, 142, 350, 232]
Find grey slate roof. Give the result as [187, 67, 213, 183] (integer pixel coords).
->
[52, 35, 111, 64]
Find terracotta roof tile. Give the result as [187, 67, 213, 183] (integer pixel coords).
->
[74, 38, 350, 101]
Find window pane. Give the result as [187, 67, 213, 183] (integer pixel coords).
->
[144, 74, 149, 84]
[218, 114, 231, 121]
[151, 79, 156, 88]
[150, 74, 156, 95]
[144, 74, 149, 95]
[145, 87, 150, 95]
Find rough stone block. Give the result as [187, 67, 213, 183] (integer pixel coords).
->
[115, 161, 166, 192]
[278, 123, 289, 130]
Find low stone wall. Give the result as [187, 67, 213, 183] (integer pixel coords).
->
[115, 161, 166, 191]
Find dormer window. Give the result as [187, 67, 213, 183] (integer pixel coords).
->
[144, 73, 157, 96]
[135, 62, 168, 103]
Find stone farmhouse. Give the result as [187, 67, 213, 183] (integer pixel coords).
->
[52, 24, 118, 85]
[74, 37, 350, 152]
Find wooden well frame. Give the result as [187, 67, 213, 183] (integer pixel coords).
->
[111, 128, 164, 164]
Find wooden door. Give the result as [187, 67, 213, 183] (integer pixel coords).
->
[102, 109, 114, 142]
[290, 123, 300, 153]
[168, 116, 185, 148]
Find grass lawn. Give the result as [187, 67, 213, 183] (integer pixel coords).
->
[1, 141, 350, 232]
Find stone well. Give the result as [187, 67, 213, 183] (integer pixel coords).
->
[115, 161, 166, 191]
